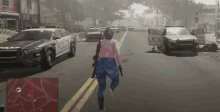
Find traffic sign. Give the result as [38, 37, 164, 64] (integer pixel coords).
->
[195, 17, 199, 23]
[195, 12, 199, 16]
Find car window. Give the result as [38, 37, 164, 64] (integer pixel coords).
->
[88, 29, 101, 32]
[60, 30, 70, 37]
[166, 28, 190, 35]
[54, 30, 62, 38]
[196, 28, 204, 34]
[9, 30, 52, 41]
[65, 30, 71, 35]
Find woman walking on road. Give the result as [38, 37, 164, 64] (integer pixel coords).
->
[95, 27, 122, 111]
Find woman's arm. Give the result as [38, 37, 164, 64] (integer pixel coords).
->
[113, 40, 122, 65]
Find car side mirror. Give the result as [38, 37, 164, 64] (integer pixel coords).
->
[191, 30, 196, 35]
[148, 29, 150, 34]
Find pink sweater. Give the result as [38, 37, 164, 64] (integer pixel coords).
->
[98, 39, 122, 65]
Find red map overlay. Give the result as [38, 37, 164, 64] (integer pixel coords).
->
[7, 78, 58, 112]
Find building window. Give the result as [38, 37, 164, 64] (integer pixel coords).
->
[27, 0, 32, 9]
[203, 9, 215, 13]
[3, 0, 9, 6]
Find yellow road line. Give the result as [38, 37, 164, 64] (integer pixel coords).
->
[71, 80, 98, 112]
[60, 78, 95, 112]
[73, 31, 128, 111]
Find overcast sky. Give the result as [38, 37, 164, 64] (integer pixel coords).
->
[122, 0, 218, 18]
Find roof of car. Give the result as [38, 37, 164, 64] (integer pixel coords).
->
[165, 27, 186, 29]
[90, 28, 102, 29]
[22, 28, 60, 32]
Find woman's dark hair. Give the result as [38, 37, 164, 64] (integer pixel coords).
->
[104, 27, 114, 39]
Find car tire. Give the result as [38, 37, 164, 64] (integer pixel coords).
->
[86, 37, 89, 41]
[0, 69, 4, 73]
[164, 46, 170, 53]
[40, 50, 54, 70]
[68, 42, 76, 57]
[163, 41, 170, 53]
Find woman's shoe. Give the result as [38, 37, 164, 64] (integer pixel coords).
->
[100, 108, 105, 111]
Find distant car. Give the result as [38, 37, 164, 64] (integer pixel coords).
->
[86, 28, 104, 41]
[118, 26, 126, 31]
[101, 27, 106, 31]
[127, 26, 134, 31]
[111, 26, 120, 33]
[0, 27, 77, 72]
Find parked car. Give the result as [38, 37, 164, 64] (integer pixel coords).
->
[86, 28, 104, 41]
[111, 26, 120, 33]
[127, 26, 134, 31]
[0, 27, 77, 72]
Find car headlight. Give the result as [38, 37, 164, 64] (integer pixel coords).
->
[168, 38, 176, 43]
[24, 47, 42, 54]
[194, 39, 198, 43]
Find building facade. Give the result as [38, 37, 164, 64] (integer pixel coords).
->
[39, 0, 57, 26]
[0, 0, 58, 30]
[0, 0, 19, 30]
[21, 0, 40, 27]
[202, 4, 220, 25]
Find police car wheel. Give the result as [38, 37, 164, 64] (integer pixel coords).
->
[164, 44, 170, 53]
[41, 50, 54, 70]
[68, 42, 76, 57]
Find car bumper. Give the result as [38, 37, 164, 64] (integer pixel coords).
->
[87, 35, 103, 40]
[0, 53, 44, 69]
[128, 28, 134, 30]
[168, 42, 198, 51]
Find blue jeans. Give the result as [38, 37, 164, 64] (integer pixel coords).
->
[96, 59, 120, 110]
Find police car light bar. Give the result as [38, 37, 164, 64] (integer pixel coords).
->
[45, 26, 60, 28]
[26, 26, 60, 29]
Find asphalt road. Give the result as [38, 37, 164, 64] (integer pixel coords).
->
[1, 30, 220, 112]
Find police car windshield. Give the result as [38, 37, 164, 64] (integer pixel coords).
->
[167, 28, 190, 35]
[89, 29, 101, 32]
[10, 30, 52, 41]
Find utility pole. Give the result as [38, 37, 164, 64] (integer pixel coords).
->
[162, 14, 163, 26]
[93, 0, 96, 27]
[105, 7, 106, 26]
[156, 9, 158, 29]
[217, 0, 219, 41]
[185, 0, 188, 29]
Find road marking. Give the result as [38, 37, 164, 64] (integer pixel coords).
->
[62, 31, 128, 112]
[60, 78, 95, 112]
[71, 80, 99, 112]
[119, 31, 128, 48]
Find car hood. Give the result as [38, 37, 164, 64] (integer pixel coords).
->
[87, 32, 100, 34]
[166, 35, 197, 40]
[0, 39, 49, 49]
